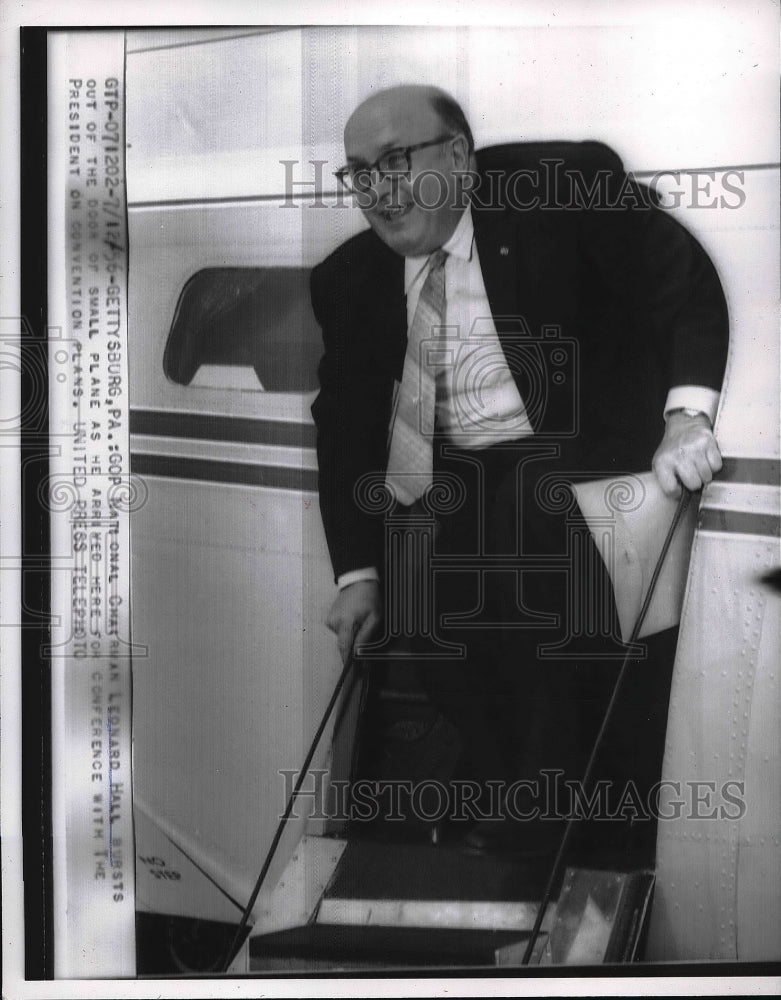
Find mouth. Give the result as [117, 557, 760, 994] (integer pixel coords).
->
[378, 202, 412, 224]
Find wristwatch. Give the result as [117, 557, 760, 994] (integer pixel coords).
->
[666, 406, 709, 421]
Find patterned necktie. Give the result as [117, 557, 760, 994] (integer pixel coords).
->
[386, 248, 448, 506]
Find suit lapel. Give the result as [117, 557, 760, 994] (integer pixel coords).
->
[360, 233, 407, 377]
[473, 200, 568, 338]
[472, 207, 522, 335]
[473, 202, 549, 434]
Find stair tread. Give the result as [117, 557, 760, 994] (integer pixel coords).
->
[323, 838, 549, 903]
[249, 922, 531, 967]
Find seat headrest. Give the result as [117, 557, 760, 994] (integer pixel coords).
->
[476, 140, 624, 175]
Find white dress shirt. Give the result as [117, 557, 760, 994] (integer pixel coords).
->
[403, 207, 534, 449]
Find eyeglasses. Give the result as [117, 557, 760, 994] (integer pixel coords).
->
[335, 134, 456, 194]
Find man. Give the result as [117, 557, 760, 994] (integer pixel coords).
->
[311, 85, 728, 849]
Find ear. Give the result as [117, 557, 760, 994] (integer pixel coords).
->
[450, 133, 470, 171]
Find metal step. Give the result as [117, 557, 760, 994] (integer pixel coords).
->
[247, 839, 655, 971]
[321, 838, 551, 904]
[317, 897, 549, 933]
[249, 838, 549, 970]
[249, 923, 536, 970]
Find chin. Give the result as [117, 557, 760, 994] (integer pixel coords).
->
[369, 214, 430, 257]
[381, 233, 422, 257]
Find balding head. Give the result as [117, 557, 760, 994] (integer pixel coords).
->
[345, 86, 474, 155]
[342, 85, 474, 257]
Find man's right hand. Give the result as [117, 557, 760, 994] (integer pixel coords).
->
[326, 580, 382, 664]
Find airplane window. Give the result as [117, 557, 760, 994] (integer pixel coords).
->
[163, 267, 322, 392]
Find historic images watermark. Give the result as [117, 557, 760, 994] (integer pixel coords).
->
[280, 159, 748, 211]
[279, 769, 747, 824]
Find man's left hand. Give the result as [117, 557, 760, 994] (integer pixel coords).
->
[652, 411, 722, 498]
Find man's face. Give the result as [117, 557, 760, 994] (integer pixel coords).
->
[343, 90, 468, 257]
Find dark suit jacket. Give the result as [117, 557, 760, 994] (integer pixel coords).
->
[311, 142, 729, 581]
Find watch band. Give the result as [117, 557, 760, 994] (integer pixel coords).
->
[666, 406, 708, 421]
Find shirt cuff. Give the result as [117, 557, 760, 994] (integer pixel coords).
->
[337, 567, 380, 590]
[664, 386, 720, 425]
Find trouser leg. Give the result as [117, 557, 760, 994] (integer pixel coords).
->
[488, 479, 622, 799]
[414, 444, 652, 820]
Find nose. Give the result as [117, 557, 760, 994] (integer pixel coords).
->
[351, 169, 383, 210]
[374, 172, 406, 208]
[353, 171, 405, 212]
